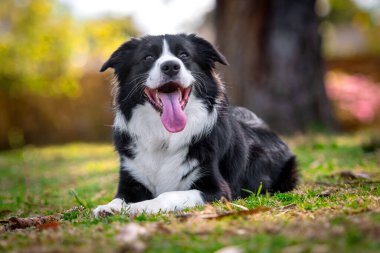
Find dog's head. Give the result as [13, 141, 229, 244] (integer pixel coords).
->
[101, 34, 227, 133]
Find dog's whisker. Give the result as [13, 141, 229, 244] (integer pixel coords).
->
[121, 76, 148, 103]
[193, 75, 209, 97]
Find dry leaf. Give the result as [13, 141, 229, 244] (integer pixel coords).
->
[337, 171, 371, 180]
[1, 206, 88, 231]
[196, 207, 270, 220]
[230, 203, 249, 211]
[214, 246, 243, 253]
[117, 223, 151, 253]
[318, 190, 332, 197]
[5, 215, 62, 230]
[281, 204, 297, 210]
[36, 221, 60, 231]
[117, 223, 149, 243]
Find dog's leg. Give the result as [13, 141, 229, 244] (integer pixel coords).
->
[93, 198, 127, 217]
[93, 190, 204, 217]
[93, 169, 154, 217]
[123, 173, 232, 215]
[125, 190, 204, 214]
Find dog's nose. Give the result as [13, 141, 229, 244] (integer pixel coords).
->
[161, 61, 180, 77]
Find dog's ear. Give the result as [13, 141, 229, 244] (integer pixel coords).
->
[100, 38, 140, 72]
[187, 34, 228, 68]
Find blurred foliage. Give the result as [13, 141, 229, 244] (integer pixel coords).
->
[327, 0, 367, 23]
[321, 0, 380, 56]
[82, 18, 138, 61]
[0, 0, 138, 98]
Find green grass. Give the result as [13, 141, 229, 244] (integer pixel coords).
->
[1, 134, 380, 253]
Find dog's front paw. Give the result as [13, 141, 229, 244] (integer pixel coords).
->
[126, 198, 164, 215]
[93, 204, 117, 218]
[93, 198, 124, 218]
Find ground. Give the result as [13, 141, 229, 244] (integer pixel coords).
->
[0, 133, 379, 253]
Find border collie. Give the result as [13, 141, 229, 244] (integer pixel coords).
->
[93, 34, 298, 217]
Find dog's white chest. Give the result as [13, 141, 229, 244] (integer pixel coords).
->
[122, 140, 199, 197]
[115, 96, 217, 197]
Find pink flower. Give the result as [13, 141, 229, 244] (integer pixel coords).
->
[326, 72, 380, 123]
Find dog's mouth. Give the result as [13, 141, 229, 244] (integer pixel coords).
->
[144, 82, 192, 133]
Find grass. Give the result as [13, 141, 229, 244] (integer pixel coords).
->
[0, 133, 380, 253]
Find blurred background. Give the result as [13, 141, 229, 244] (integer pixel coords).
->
[0, 0, 379, 150]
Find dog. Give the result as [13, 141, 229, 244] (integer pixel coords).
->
[93, 34, 298, 217]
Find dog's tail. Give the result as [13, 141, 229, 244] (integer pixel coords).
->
[272, 156, 299, 193]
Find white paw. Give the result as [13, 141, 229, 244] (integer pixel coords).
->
[126, 201, 162, 215]
[125, 190, 204, 215]
[93, 198, 124, 218]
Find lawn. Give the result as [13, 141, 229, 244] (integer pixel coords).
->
[0, 134, 379, 253]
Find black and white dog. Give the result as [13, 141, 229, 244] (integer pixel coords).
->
[93, 34, 298, 217]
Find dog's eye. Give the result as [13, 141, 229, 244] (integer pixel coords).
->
[144, 55, 154, 61]
[179, 52, 189, 60]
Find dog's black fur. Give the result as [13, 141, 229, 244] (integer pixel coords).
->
[100, 34, 298, 206]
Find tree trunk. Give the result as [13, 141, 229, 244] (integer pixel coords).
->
[215, 0, 336, 134]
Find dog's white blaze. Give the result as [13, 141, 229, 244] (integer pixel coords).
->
[93, 190, 204, 217]
[145, 38, 195, 89]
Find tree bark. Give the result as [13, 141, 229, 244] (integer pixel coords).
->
[215, 0, 336, 134]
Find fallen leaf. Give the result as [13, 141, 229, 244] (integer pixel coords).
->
[318, 190, 332, 197]
[117, 223, 149, 243]
[354, 172, 371, 180]
[281, 203, 297, 209]
[230, 203, 249, 211]
[36, 221, 60, 231]
[337, 171, 371, 180]
[1, 206, 87, 231]
[117, 223, 149, 253]
[4, 215, 62, 230]
[184, 206, 271, 220]
[214, 246, 243, 253]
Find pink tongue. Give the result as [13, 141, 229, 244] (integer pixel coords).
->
[158, 91, 187, 133]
